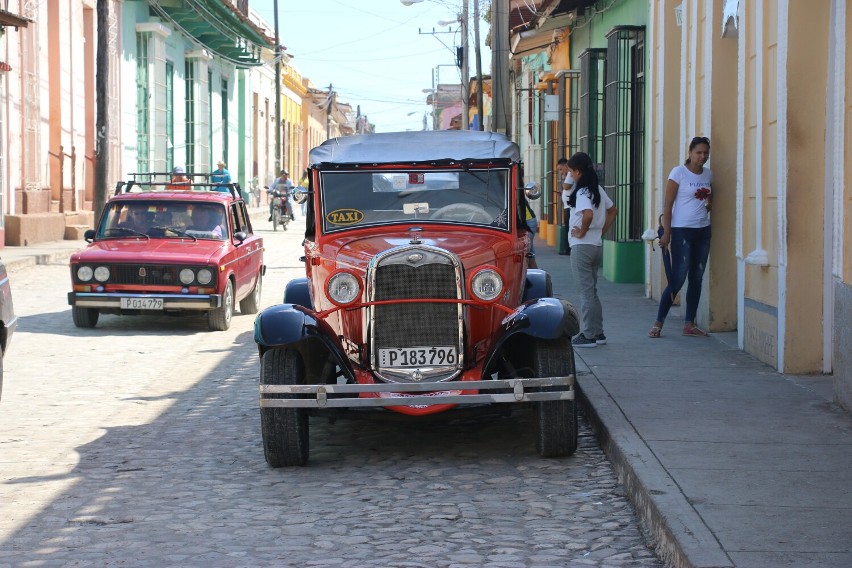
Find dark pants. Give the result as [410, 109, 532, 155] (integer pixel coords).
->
[561, 207, 570, 254]
[656, 225, 712, 324]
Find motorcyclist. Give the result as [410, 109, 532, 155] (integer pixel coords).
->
[268, 169, 295, 222]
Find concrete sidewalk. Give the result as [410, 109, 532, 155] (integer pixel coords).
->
[534, 242, 852, 568]
[2, 234, 850, 568]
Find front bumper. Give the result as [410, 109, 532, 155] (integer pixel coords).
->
[68, 292, 222, 310]
[260, 376, 574, 409]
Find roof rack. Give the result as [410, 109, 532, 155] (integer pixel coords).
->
[113, 177, 243, 200]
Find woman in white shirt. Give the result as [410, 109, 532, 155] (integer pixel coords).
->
[649, 136, 713, 338]
[566, 152, 618, 348]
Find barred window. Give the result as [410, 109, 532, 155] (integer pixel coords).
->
[603, 26, 645, 242]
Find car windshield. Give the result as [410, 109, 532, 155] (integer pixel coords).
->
[98, 201, 228, 241]
[319, 169, 510, 234]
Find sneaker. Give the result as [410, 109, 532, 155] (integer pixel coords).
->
[268, 215, 272, 222]
[594, 333, 607, 345]
[572, 334, 597, 348]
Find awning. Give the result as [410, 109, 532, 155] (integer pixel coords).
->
[510, 13, 572, 58]
[0, 8, 31, 29]
[149, 0, 273, 67]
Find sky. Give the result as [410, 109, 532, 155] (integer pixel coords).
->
[250, 0, 492, 133]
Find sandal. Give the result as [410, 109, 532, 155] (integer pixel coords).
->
[683, 324, 709, 337]
[648, 325, 662, 338]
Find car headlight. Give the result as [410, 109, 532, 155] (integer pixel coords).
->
[93, 266, 110, 283]
[326, 271, 361, 306]
[197, 269, 213, 285]
[179, 268, 195, 285]
[77, 266, 94, 282]
[470, 268, 504, 302]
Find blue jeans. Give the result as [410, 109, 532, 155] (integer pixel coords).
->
[656, 225, 711, 325]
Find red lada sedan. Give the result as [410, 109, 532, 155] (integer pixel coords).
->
[69, 179, 264, 331]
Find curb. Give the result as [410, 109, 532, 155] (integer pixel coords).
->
[577, 374, 733, 568]
[4, 249, 77, 273]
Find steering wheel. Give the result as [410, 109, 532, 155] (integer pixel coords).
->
[430, 203, 493, 224]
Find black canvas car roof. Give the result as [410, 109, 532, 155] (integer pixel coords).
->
[309, 130, 521, 166]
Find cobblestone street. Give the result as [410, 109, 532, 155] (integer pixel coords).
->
[0, 220, 662, 567]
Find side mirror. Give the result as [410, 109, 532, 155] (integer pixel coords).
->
[234, 231, 247, 243]
[524, 182, 542, 200]
[292, 187, 310, 204]
[84, 229, 96, 243]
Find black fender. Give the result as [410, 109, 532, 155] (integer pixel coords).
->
[522, 269, 553, 302]
[254, 303, 354, 383]
[283, 277, 313, 309]
[481, 297, 580, 377]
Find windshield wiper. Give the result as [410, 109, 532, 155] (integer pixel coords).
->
[151, 226, 198, 241]
[103, 227, 150, 239]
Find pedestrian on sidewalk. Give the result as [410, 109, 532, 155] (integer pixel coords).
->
[557, 157, 574, 255]
[648, 136, 713, 338]
[566, 152, 617, 348]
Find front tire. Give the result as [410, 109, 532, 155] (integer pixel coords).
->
[532, 337, 578, 458]
[72, 306, 99, 328]
[272, 208, 280, 231]
[239, 273, 262, 314]
[260, 348, 309, 467]
[208, 280, 234, 331]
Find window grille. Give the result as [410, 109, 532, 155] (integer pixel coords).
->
[578, 49, 606, 163]
[558, 70, 581, 161]
[166, 61, 174, 171]
[185, 60, 196, 172]
[603, 26, 645, 242]
[208, 69, 213, 168]
[221, 78, 229, 166]
[136, 33, 150, 173]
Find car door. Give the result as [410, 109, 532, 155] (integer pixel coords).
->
[231, 202, 262, 299]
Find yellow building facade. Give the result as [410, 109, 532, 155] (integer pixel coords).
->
[647, 0, 852, 408]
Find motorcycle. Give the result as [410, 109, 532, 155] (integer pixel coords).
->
[267, 187, 292, 231]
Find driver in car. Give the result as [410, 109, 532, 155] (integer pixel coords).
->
[117, 206, 152, 233]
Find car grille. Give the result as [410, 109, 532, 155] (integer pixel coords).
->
[112, 265, 181, 286]
[369, 247, 462, 382]
[78, 264, 213, 287]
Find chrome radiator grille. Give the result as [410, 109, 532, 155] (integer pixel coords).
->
[372, 263, 458, 349]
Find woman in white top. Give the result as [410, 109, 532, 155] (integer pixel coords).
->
[566, 152, 618, 348]
[649, 136, 713, 338]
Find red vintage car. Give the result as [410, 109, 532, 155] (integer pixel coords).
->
[68, 177, 264, 331]
[254, 131, 580, 466]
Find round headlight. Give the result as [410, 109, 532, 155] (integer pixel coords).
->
[93, 266, 110, 283]
[327, 271, 361, 305]
[179, 268, 195, 285]
[77, 266, 94, 282]
[471, 268, 504, 302]
[197, 269, 213, 285]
